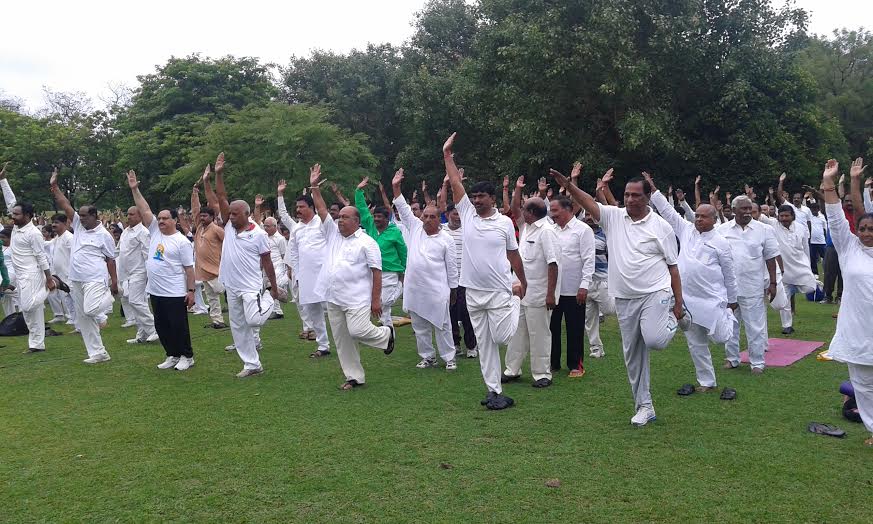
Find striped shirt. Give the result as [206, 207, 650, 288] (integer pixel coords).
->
[442, 224, 464, 280]
[592, 227, 608, 281]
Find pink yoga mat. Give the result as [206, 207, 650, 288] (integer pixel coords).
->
[740, 338, 824, 367]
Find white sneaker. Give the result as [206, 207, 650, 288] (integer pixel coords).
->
[121, 320, 137, 328]
[236, 366, 264, 378]
[466, 349, 478, 358]
[225, 344, 236, 352]
[416, 358, 437, 369]
[49, 315, 66, 324]
[157, 357, 180, 369]
[631, 406, 657, 427]
[445, 359, 457, 371]
[174, 356, 194, 371]
[589, 347, 605, 358]
[83, 353, 111, 364]
[145, 333, 159, 342]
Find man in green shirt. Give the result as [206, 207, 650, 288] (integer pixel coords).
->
[355, 177, 407, 327]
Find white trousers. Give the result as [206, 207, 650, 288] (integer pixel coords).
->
[585, 279, 615, 351]
[47, 289, 65, 319]
[326, 302, 392, 384]
[380, 272, 402, 327]
[62, 292, 77, 325]
[19, 273, 48, 350]
[121, 273, 156, 339]
[268, 271, 289, 314]
[848, 363, 873, 434]
[726, 294, 768, 369]
[300, 301, 329, 352]
[466, 289, 521, 395]
[290, 282, 312, 330]
[685, 323, 717, 387]
[70, 280, 113, 358]
[202, 278, 225, 325]
[192, 281, 208, 313]
[615, 289, 677, 411]
[505, 304, 552, 381]
[409, 311, 456, 362]
[226, 286, 273, 370]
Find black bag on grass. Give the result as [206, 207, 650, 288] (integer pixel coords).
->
[0, 312, 29, 336]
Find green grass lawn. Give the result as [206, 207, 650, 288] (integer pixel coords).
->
[1, 298, 870, 522]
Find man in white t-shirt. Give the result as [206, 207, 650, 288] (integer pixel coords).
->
[309, 164, 395, 390]
[443, 133, 526, 410]
[807, 202, 827, 277]
[210, 153, 281, 378]
[118, 206, 158, 344]
[51, 168, 118, 364]
[50, 214, 76, 326]
[552, 169, 684, 427]
[127, 170, 197, 370]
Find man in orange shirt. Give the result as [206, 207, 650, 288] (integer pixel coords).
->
[192, 182, 226, 329]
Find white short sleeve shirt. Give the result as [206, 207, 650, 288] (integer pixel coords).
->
[456, 195, 518, 293]
[145, 220, 194, 297]
[69, 214, 116, 283]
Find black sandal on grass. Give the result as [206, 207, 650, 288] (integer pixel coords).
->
[807, 422, 846, 438]
[310, 350, 331, 358]
[340, 379, 362, 391]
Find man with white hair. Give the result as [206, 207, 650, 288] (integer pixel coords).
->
[309, 164, 395, 390]
[644, 173, 739, 394]
[262, 216, 288, 320]
[391, 168, 458, 370]
[718, 194, 780, 374]
[51, 168, 118, 364]
[210, 153, 281, 377]
[118, 205, 158, 344]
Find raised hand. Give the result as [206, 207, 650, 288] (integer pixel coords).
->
[0, 161, 9, 180]
[126, 170, 139, 189]
[254, 194, 264, 207]
[675, 188, 685, 201]
[458, 168, 466, 181]
[357, 176, 370, 190]
[50, 167, 59, 187]
[214, 152, 225, 175]
[538, 177, 548, 194]
[602, 168, 614, 184]
[546, 187, 554, 199]
[392, 168, 405, 187]
[442, 174, 450, 186]
[694, 175, 701, 186]
[779, 172, 787, 183]
[201, 164, 211, 185]
[713, 185, 720, 194]
[725, 191, 732, 202]
[570, 162, 582, 179]
[850, 157, 867, 178]
[839, 173, 845, 185]
[277, 179, 287, 195]
[548, 168, 569, 188]
[822, 159, 839, 183]
[641, 171, 655, 189]
[309, 164, 323, 187]
[421, 180, 427, 192]
[442, 132, 456, 155]
[515, 175, 525, 189]
[503, 176, 510, 190]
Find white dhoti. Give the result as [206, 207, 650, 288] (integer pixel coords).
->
[70, 280, 113, 358]
[505, 304, 552, 381]
[120, 273, 156, 340]
[327, 302, 392, 384]
[466, 289, 521, 395]
[18, 272, 49, 350]
[380, 272, 402, 327]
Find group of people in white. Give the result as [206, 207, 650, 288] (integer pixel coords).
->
[2, 136, 872, 446]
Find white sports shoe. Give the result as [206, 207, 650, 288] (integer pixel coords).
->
[49, 315, 67, 324]
[631, 406, 657, 427]
[83, 353, 111, 364]
[145, 333, 159, 342]
[445, 359, 457, 371]
[121, 320, 137, 328]
[225, 344, 236, 352]
[589, 347, 605, 358]
[157, 357, 180, 369]
[466, 349, 478, 358]
[416, 358, 437, 369]
[174, 356, 194, 371]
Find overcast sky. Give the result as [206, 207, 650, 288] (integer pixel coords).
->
[1, 0, 869, 112]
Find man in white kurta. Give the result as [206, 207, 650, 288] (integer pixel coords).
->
[443, 134, 526, 410]
[118, 206, 158, 344]
[309, 164, 393, 388]
[281, 191, 330, 355]
[649, 183, 739, 391]
[503, 194, 559, 387]
[11, 203, 55, 352]
[275, 182, 313, 336]
[718, 196, 780, 374]
[392, 170, 458, 370]
[263, 217, 288, 319]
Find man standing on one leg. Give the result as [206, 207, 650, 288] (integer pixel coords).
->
[552, 168, 684, 427]
[549, 173, 595, 375]
[50, 168, 117, 364]
[503, 177, 559, 388]
[443, 133, 525, 410]
[118, 206, 158, 344]
[309, 164, 394, 390]
[391, 168, 458, 370]
[718, 196, 780, 375]
[354, 178, 407, 327]
[127, 171, 196, 370]
[645, 173, 738, 394]
[191, 174, 226, 329]
[280, 181, 331, 356]
[210, 153, 280, 377]
[11, 202, 56, 353]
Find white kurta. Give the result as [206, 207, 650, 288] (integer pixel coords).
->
[117, 223, 150, 282]
[11, 222, 50, 311]
[393, 195, 457, 328]
[651, 191, 738, 335]
[825, 202, 873, 365]
[760, 215, 817, 292]
[717, 219, 780, 297]
[52, 231, 73, 281]
[285, 214, 327, 304]
[267, 232, 287, 275]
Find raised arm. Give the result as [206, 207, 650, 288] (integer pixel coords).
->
[377, 181, 392, 212]
[549, 168, 600, 222]
[775, 172, 787, 206]
[864, 177, 873, 213]
[353, 177, 376, 235]
[253, 194, 264, 225]
[308, 164, 329, 222]
[502, 176, 512, 215]
[213, 153, 231, 221]
[694, 175, 702, 210]
[275, 179, 298, 231]
[329, 182, 350, 207]
[849, 157, 867, 221]
[511, 176, 525, 226]
[0, 162, 17, 215]
[442, 133, 466, 204]
[49, 167, 75, 222]
[643, 172, 690, 236]
[126, 170, 154, 227]
[190, 179, 202, 220]
[437, 174, 449, 214]
[599, 169, 618, 206]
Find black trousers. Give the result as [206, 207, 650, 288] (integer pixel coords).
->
[823, 246, 842, 301]
[809, 243, 826, 276]
[550, 295, 585, 371]
[449, 286, 477, 350]
[150, 295, 193, 358]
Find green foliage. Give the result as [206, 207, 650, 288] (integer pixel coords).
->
[160, 103, 377, 208]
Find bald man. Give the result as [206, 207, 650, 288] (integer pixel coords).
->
[211, 153, 281, 377]
[118, 205, 158, 344]
[263, 216, 288, 320]
[646, 174, 738, 394]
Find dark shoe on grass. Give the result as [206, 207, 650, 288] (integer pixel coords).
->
[720, 387, 737, 401]
[485, 393, 515, 410]
[23, 347, 45, 354]
[531, 378, 552, 388]
[782, 326, 795, 335]
[677, 383, 696, 396]
[480, 391, 498, 406]
[501, 373, 521, 384]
